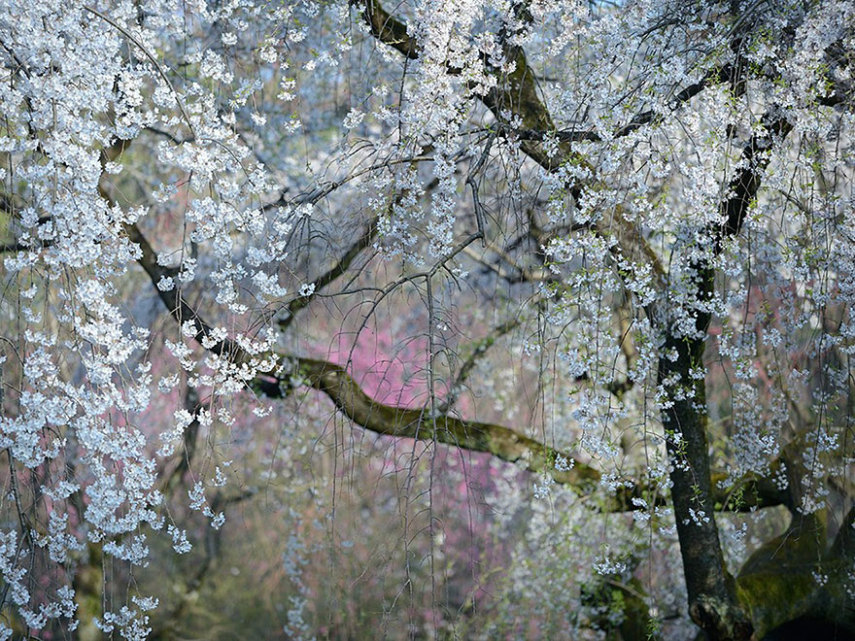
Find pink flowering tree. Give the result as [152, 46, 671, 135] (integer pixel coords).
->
[0, 1, 854, 639]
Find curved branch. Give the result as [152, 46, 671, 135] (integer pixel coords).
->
[361, 0, 418, 59]
[278, 216, 378, 331]
[287, 355, 784, 513]
[293, 355, 603, 487]
[124, 222, 245, 361]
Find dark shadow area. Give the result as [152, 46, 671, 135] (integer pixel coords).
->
[763, 617, 855, 641]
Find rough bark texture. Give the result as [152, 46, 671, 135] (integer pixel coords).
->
[657, 330, 753, 641]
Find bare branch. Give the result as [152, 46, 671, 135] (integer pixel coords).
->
[278, 216, 378, 331]
[439, 316, 522, 413]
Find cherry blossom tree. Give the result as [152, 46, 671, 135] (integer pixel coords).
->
[1, 0, 854, 639]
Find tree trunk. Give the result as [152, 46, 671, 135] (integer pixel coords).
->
[658, 326, 753, 640]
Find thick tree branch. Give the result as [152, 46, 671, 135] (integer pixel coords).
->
[287, 354, 783, 513]
[360, 0, 418, 59]
[122, 210, 625, 507]
[714, 111, 793, 254]
[658, 328, 753, 640]
[124, 222, 245, 361]
[736, 510, 855, 639]
[491, 65, 724, 145]
[294, 355, 613, 496]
